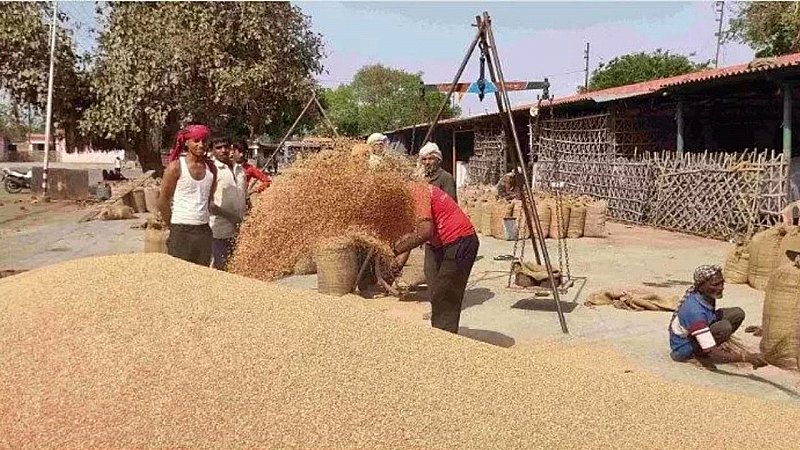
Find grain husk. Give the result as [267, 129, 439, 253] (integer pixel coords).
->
[228, 142, 419, 281]
[3, 254, 800, 448]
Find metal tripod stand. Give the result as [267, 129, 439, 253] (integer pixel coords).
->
[422, 12, 569, 333]
[260, 90, 339, 171]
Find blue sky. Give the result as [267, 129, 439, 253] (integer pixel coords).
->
[62, 1, 754, 118]
[296, 1, 753, 116]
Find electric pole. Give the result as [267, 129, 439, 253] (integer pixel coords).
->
[714, 1, 725, 68]
[42, 0, 58, 197]
[584, 42, 590, 90]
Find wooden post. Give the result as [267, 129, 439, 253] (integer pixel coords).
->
[784, 83, 793, 202]
[783, 83, 792, 160]
[452, 128, 457, 179]
[676, 100, 685, 155]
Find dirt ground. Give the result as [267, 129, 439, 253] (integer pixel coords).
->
[2, 180, 798, 405]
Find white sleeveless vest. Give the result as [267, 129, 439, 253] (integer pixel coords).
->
[171, 157, 213, 225]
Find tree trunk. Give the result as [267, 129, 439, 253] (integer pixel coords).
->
[134, 116, 167, 177]
[136, 145, 165, 177]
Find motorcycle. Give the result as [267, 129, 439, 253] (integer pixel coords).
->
[1, 167, 33, 194]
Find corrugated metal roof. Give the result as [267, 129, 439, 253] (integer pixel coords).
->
[536, 52, 800, 108]
[383, 53, 800, 135]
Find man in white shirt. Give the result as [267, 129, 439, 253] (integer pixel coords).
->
[208, 136, 247, 270]
[366, 132, 388, 168]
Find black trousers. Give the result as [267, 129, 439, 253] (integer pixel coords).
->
[167, 223, 213, 266]
[691, 307, 745, 356]
[709, 307, 745, 344]
[425, 234, 480, 333]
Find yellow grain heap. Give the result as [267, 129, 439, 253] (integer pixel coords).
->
[228, 140, 418, 281]
[2, 254, 800, 449]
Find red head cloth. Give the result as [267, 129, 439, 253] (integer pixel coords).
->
[167, 124, 212, 162]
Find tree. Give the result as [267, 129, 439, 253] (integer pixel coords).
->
[727, 2, 800, 57]
[585, 49, 710, 92]
[322, 64, 460, 137]
[80, 2, 324, 170]
[0, 2, 89, 150]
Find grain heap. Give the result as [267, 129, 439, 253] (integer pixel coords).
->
[228, 141, 418, 281]
[3, 253, 800, 448]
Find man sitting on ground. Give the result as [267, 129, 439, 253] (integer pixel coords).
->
[668, 264, 767, 368]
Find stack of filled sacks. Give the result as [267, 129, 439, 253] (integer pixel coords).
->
[723, 224, 800, 291]
[458, 188, 608, 241]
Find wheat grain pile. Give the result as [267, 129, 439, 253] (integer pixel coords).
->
[228, 141, 418, 280]
[2, 253, 800, 449]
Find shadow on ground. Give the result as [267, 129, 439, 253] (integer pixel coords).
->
[642, 279, 692, 288]
[459, 327, 515, 348]
[463, 287, 494, 309]
[709, 368, 800, 398]
[511, 297, 580, 313]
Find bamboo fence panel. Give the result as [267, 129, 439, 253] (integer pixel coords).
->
[467, 127, 505, 185]
[533, 111, 789, 240]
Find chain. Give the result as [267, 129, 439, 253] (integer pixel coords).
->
[549, 98, 571, 281]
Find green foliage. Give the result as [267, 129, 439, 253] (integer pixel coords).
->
[0, 2, 88, 149]
[0, 103, 36, 141]
[79, 2, 324, 168]
[727, 2, 800, 57]
[586, 49, 710, 92]
[322, 64, 460, 137]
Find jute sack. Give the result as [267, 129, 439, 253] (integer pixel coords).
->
[100, 204, 135, 221]
[567, 205, 586, 238]
[761, 259, 800, 369]
[548, 203, 571, 239]
[722, 243, 750, 284]
[314, 243, 359, 296]
[143, 221, 168, 253]
[491, 200, 514, 239]
[535, 201, 551, 239]
[510, 200, 534, 240]
[477, 201, 493, 236]
[510, 201, 551, 240]
[747, 225, 788, 291]
[401, 248, 427, 287]
[584, 200, 608, 237]
[777, 226, 800, 266]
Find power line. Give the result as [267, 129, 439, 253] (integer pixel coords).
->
[583, 42, 590, 89]
[714, 1, 725, 68]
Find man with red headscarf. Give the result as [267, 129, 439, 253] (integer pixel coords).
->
[158, 124, 217, 266]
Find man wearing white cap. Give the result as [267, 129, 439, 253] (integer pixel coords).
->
[417, 141, 459, 308]
[366, 132, 389, 168]
[418, 142, 456, 201]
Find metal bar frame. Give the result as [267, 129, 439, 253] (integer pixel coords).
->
[420, 12, 569, 333]
[262, 91, 338, 170]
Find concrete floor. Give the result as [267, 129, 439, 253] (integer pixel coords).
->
[2, 192, 799, 404]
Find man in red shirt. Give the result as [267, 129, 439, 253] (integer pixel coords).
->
[231, 140, 271, 193]
[393, 183, 479, 333]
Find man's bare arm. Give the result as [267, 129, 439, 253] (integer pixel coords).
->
[158, 161, 180, 226]
[393, 220, 435, 256]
